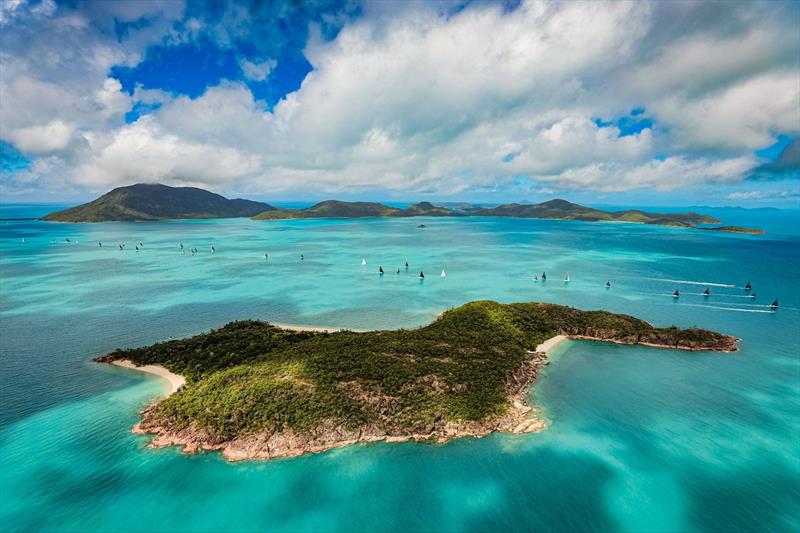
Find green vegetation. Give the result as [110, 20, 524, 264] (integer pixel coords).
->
[252, 200, 459, 220]
[99, 301, 736, 444]
[253, 198, 721, 228]
[700, 226, 765, 235]
[43, 183, 275, 222]
[472, 199, 719, 227]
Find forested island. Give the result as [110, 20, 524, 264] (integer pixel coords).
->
[43, 184, 275, 222]
[700, 226, 766, 235]
[252, 200, 456, 219]
[97, 301, 737, 461]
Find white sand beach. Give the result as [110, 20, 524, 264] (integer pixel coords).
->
[536, 335, 568, 354]
[112, 360, 186, 395]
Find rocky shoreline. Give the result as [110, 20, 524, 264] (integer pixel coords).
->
[120, 347, 549, 462]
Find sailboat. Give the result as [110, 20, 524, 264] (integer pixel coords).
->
[379, 266, 384, 275]
[564, 273, 570, 283]
[770, 299, 779, 309]
[606, 280, 611, 288]
[419, 271, 425, 279]
[744, 282, 752, 291]
[361, 258, 367, 266]
[542, 272, 547, 281]
[703, 288, 711, 297]
[440, 269, 446, 278]
[673, 289, 680, 298]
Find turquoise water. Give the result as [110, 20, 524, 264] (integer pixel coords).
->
[1, 208, 799, 532]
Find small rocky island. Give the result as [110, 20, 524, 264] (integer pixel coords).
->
[97, 301, 737, 461]
[700, 226, 765, 235]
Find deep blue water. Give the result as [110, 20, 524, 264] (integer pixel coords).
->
[1, 206, 799, 532]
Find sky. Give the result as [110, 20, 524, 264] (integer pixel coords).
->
[0, 0, 798, 207]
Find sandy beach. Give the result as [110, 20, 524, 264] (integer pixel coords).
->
[111, 360, 185, 395]
[272, 323, 348, 333]
[536, 335, 568, 354]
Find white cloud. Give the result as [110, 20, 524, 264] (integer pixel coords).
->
[6, 120, 74, 154]
[1, 0, 798, 199]
[539, 156, 758, 192]
[73, 118, 262, 188]
[239, 57, 277, 81]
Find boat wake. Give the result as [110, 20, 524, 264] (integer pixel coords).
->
[678, 303, 776, 314]
[643, 277, 737, 288]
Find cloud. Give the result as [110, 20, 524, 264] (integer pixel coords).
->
[72, 117, 262, 188]
[749, 139, 800, 181]
[538, 155, 757, 192]
[727, 189, 799, 201]
[5, 120, 74, 154]
[1, 0, 798, 200]
[239, 57, 277, 81]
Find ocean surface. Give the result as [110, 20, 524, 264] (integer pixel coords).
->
[1, 205, 798, 532]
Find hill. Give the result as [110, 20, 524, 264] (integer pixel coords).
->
[252, 200, 460, 220]
[700, 226, 766, 235]
[97, 300, 737, 461]
[472, 199, 719, 226]
[43, 184, 276, 222]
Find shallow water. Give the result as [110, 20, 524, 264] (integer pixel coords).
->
[1, 208, 799, 532]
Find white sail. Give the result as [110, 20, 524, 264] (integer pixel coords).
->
[440, 270, 446, 278]
[361, 258, 367, 266]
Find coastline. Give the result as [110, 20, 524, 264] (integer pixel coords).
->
[132, 344, 551, 461]
[535, 334, 568, 354]
[272, 323, 348, 333]
[111, 360, 185, 395]
[105, 324, 736, 461]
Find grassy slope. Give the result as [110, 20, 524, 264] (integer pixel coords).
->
[101, 301, 735, 442]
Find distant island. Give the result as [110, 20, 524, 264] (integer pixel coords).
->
[700, 226, 766, 235]
[43, 184, 766, 234]
[469, 199, 719, 226]
[253, 198, 719, 227]
[43, 184, 276, 222]
[252, 200, 457, 219]
[96, 301, 737, 461]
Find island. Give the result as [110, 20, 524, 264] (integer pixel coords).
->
[251, 198, 718, 228]
[42, 183, 276, 222]
[700, 226, 766, 235]
[43, 184, 764, 234]
[251, 200, 458, 220]
[96, 301, 737, 461]
[469, 199, 719, 226]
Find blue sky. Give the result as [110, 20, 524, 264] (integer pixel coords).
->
[0, 0, 798, 207]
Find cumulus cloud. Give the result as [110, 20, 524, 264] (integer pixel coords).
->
[5, 120, 74, 154]
[72, 117, 262, 188]
[1, 0, 798, 199]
